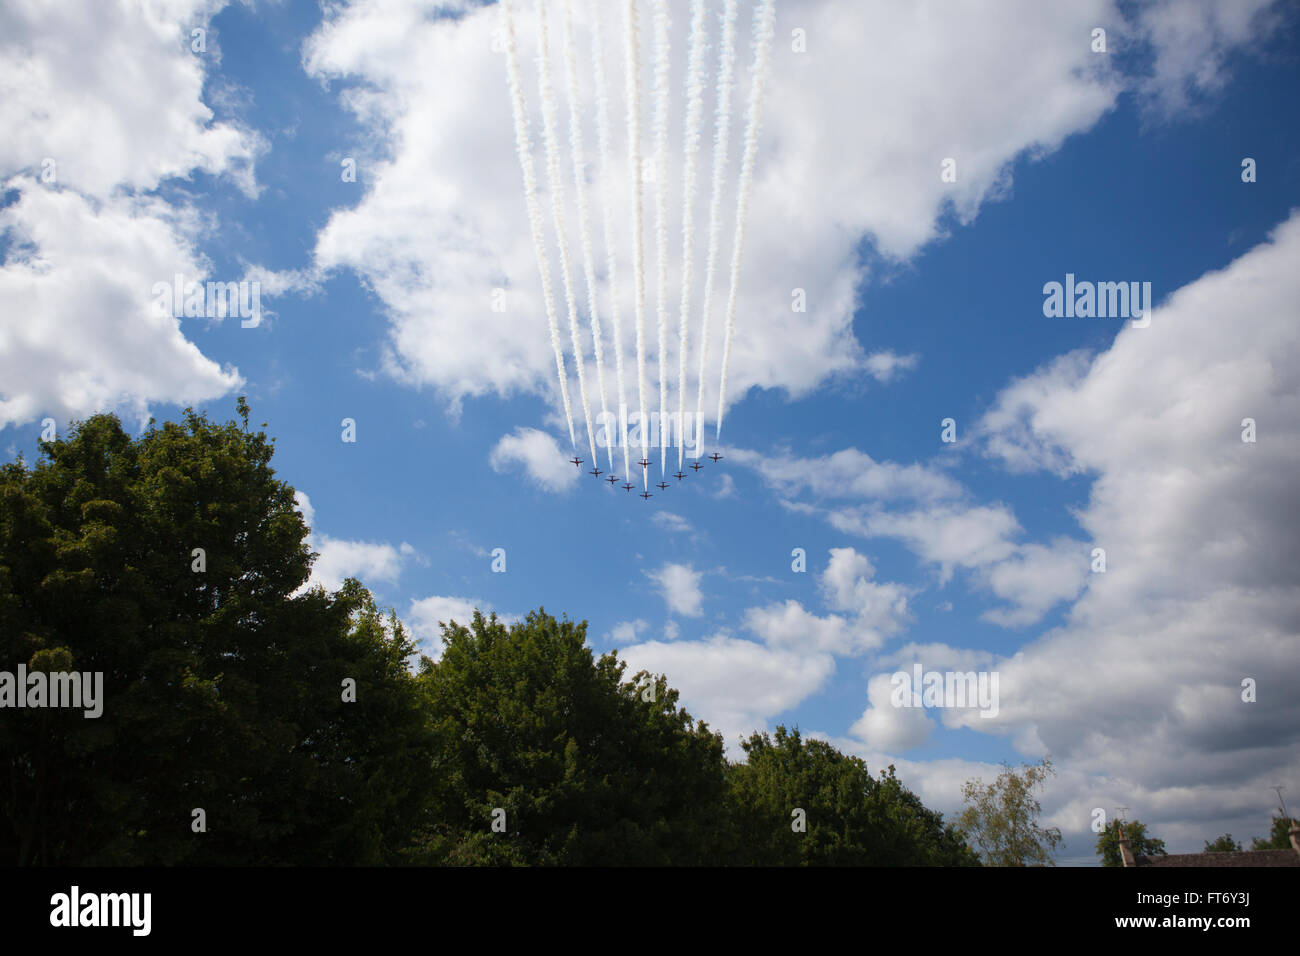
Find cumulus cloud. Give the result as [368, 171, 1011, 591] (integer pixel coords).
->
[978, 538, 1088, 628]
[848, 673, 936, 752]
[830, 503, 1022, 583]
[295, 491, 411, 594]
[295, 0, 1133, 425]
[821, 547, 911, 634]
[617, 634, 835, 751]
[647, 562, 704, 618]
[745, 547, 912, 655]
[0, 0, 258, 429]
[407, 594, 514, 660]
[0, 0, 260, 200]
[744, 600, 858, 654]
[968, 212, 1300, 838]
[489, 427, 579, 492]
[607, 619, 647, 645]
[0, 187, 244, 430]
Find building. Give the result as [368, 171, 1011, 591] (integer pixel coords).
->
[1117, 820, 1300, 867]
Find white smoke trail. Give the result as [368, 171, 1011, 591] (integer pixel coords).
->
[589, 0, 630, 479]
[561, 0, 613, 472]
[502, 0, 577, 451]
[676, 0, 706, 471]
[716, 0, 775, 437]
[651, 0, 670, 477]
[535, 0, 598, 465]
[692, 0, 738, 459]
[625, 0, 649, 487]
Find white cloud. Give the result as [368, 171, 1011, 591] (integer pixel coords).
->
[978, 538, 1088, 628]
[407, 594, 512, 661]
[0, 187, 245, 430]
[848, 673, 935, 752]
[310, 537, 408, 593]
[729, 446, 963, 502]
[821, 547, 911, 635]
[744, 548, 910, 655]
[1135, 0, 1283, 117]
[864, 350, 919, 383]
[744, 600, 857, 654]
[294, 490, 410, 593]
[297, 0, 1130, 425]
[651, 511, 692, 533]
[0, 0, 260, 200]
[608, 619, 647, 645]
[618, 635, 835, 751]
[966, 212, 1300, 832]
[647, 562, 704, 618]
[830, 503, 1021, 583]
[489, 427, 579, 492]
[292, 0, 1279, 441]
[0, 0, 258, 429]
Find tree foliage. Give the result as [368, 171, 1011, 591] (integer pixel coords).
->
[2, 402, 983, 867]
[957, 758, 1062, 866]
[407, 608, 728, 865]
[726, 726, 979, 866]
[1203, 833, 1243, 853]
[0, 406, 433, 864]
[1095, 819, 1166, 866]
[1250, 815, 1295, 851]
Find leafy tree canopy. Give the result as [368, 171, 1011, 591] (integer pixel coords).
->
[1250, 815, 1296, 851]
[1095, 819, 1166, 867]
[726, 726, 979, 866]
[1204, 833, 1243, 853]
[958, 757, 1062, 866]
[0, 404, 432, 864]
[408, 608, 728, 865]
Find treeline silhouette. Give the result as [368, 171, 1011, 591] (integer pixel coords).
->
[0, 403, 977, 866]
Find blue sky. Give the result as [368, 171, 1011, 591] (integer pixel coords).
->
[3, 0, 1299, 862]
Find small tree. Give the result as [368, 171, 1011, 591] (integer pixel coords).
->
[1204, 834, 1243, 853]
[958, 757, 1062, 866]
[1250, 816, 1295, 851]
[1096, 819, 1167, 866]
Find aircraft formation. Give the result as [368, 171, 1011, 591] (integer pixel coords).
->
[567, 451, 724, 501]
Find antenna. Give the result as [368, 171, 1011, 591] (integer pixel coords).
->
[1115, 805, 1129, 822]
[1271, 785, 1289, 821]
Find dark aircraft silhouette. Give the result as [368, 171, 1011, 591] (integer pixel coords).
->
[570, 456, 583, 468]
[708, 452, 723, 462]
[623, 482, 635, 492]
[589, 467, 602, 477]
[637, 457, 651, 469]
[640, 492, 653, 500]
[673, 471, 686, 481]
[606, 475, 619, 485]
[690, 461, 704, 472]
[657, 481, 669, 491]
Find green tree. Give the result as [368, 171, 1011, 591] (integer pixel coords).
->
[1250, 816, 1295, 850]
[1204, 833, 1243, 853]
[725, 726, 979, 866]
[1095, 819, 1166, 866]
[407, 608, 729, 865]
[0, 404, 433, 864]
[958, 757, 1062, 866]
